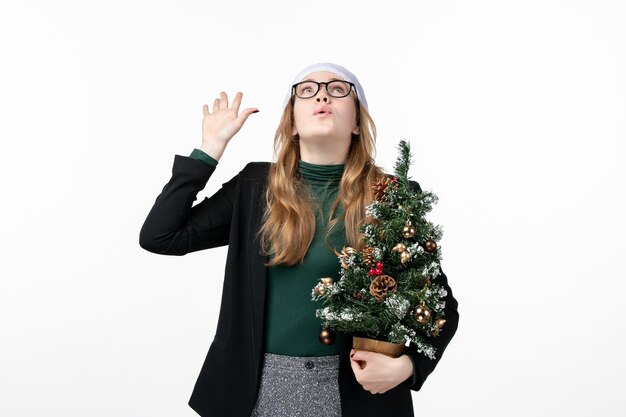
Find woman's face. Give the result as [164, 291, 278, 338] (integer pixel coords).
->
[291, 71, 359, 145]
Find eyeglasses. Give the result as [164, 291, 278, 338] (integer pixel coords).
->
[292, 80, 356, 99]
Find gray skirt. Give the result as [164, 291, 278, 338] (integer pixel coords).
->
[250, 352, 342, 417]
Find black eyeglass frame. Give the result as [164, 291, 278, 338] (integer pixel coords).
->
[291, 80, 357, 100]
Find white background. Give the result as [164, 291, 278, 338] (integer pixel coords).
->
[1, 1, 624, 416]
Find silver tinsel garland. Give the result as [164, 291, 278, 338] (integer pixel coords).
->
[316, 306, 362, 322]
[383, 293, 411, 320]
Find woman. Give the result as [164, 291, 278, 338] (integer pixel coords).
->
[139, 62, 459, 417]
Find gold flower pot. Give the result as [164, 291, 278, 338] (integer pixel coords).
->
[352, 336, 406, 358]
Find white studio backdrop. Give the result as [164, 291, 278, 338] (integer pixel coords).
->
[1, 0, 624, 416]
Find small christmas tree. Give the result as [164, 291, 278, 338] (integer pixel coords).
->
[311, 140, 447, 360]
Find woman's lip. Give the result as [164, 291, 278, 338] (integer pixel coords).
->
[315, 112, 332, 118]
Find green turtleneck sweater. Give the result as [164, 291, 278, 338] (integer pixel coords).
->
[189, 148, 417, 386]
[263, 158, 348, 356]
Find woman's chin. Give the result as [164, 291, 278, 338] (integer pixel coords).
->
[300, 134, 342, 143]
[299, 128, 345, 140]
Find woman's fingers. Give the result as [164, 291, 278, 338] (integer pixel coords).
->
[219, 91, 228, 110]
[209, 91, 258, 119]
[237, 107, 259, 125]
[205, 90, 259, 125]
[209, 91, 250, 115]
[231, 91, 242, 113]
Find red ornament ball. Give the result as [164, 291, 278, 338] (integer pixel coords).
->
[376, 262, 384, 269]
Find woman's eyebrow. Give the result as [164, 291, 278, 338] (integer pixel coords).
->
[302, 77, 343, 82]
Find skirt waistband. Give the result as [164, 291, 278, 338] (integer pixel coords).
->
[261, 352, 340, 371]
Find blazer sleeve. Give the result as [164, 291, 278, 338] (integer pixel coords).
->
[139, 154, 244, 255]
[401, 179, 460, 391]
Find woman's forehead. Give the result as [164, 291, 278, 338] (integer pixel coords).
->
[301, 71, 344, 82]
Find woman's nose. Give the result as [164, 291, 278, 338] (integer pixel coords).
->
[314, 85, 330, 101]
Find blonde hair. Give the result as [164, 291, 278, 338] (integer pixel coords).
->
[256, 91, 386, 267]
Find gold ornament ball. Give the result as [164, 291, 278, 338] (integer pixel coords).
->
[402, 226, 416, 238]
[319, 327, 336, 345]
[413, 304, 432, 324]
[423, 239, 437, 253]
[400, 251, 411, 264]
[321, 277, 334, 286]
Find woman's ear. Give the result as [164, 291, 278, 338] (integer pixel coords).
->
[352, 126, 360, 135]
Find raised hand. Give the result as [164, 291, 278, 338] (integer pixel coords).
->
[200, 91, 259, 161]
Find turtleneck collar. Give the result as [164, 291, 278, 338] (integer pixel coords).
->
[298, 159, 345, 186]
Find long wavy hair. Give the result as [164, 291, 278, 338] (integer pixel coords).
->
[256, 90, 386, 267]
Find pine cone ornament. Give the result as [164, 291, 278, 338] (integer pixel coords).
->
[372, 177, 392, 202]
[362, 246, 376, 268]
[369, 275, 397, 301]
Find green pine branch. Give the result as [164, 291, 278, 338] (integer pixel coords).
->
[393, 139, 412, 190]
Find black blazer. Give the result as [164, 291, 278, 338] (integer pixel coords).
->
[139, 155, 460, 417]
